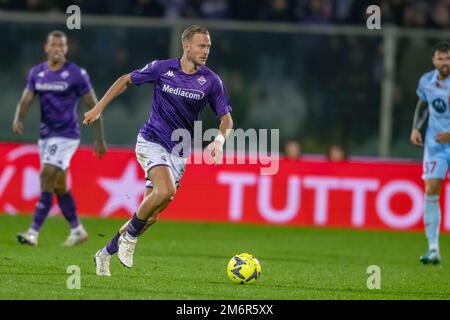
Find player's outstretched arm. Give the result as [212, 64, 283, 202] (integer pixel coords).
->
[410, 99, 428, 146]
[83, 73, 133, 125]
[12, 89, 34, 135]
[207, 112, 234, 164]
[82, 90, 107, 159]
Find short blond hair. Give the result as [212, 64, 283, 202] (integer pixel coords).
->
[181, 25, 209, 43]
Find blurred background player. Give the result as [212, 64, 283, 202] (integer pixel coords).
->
[326, 144, 347, 162]
[410, 40, 450, 264]
[283, 139, 302, 160]
[12, 30, 107, 246]
[84, 25, 233, 276]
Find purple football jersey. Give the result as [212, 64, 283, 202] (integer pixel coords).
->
[26, 60, 93, 139]
[130, 58, 232, 157]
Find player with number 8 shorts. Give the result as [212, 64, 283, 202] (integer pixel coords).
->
[12, 30, 107, 247]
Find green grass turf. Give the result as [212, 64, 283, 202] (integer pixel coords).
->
[0, 214, 449, 300]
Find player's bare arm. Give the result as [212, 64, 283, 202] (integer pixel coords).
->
[410, 99, 428, 146]
[82, 90, 107, 158]
[12, 89, 34, 135]
[83, 73, 133, 125]
[207, 112, 233, 164]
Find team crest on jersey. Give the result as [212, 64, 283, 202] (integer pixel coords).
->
[197, 76, 207, 85]
[435, 81, 448, 89]
[60, 70, 69, 79]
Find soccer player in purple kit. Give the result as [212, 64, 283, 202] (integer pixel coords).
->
[12, 30, 107, 246]
[84, 25, 233, 276]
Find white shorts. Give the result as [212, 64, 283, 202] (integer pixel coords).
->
[135, 134, 187, 188]
[38, 137, 80, 171]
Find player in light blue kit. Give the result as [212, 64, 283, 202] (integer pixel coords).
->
[12, 30, 107, 247]
[84, 25, 234, 276]
[410, 41, 450, 265]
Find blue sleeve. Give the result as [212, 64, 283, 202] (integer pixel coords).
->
[76, 68, 93, 97]
[130, 60, 163, 85]
[416, 75, 427, 102]
[209, 76, 232, 117]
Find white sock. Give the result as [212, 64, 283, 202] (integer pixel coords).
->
[424, 195, 441, 251]
[101, 247, 111, 256]
[28, 228, 39, 236]
[71, 224, 84, 233]
[429, 243, 439, 251]
[124, 232, 137, 240]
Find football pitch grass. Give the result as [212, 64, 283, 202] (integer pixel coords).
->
[0, 214, 449, 300]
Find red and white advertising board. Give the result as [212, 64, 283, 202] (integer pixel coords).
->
[1, 142, 449, 232]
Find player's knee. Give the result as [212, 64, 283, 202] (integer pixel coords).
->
[426, 185, 441, 195]
[54, 181, 67, 196]
[40, 170, 58, 191]
[160, 189, 176, 203]
[54, 187, 67, 197]
[155, 185, 176, 204]
[425, 181, 442, 195]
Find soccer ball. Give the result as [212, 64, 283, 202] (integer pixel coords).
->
[227, 253, 261, 284]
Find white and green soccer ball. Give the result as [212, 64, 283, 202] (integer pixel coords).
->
[227, 253, 261, 284]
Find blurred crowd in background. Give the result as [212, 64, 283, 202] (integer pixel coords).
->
[283, 139, 348, 161]
[0, 1, 447, 160]
[0, 0, 449, 29]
